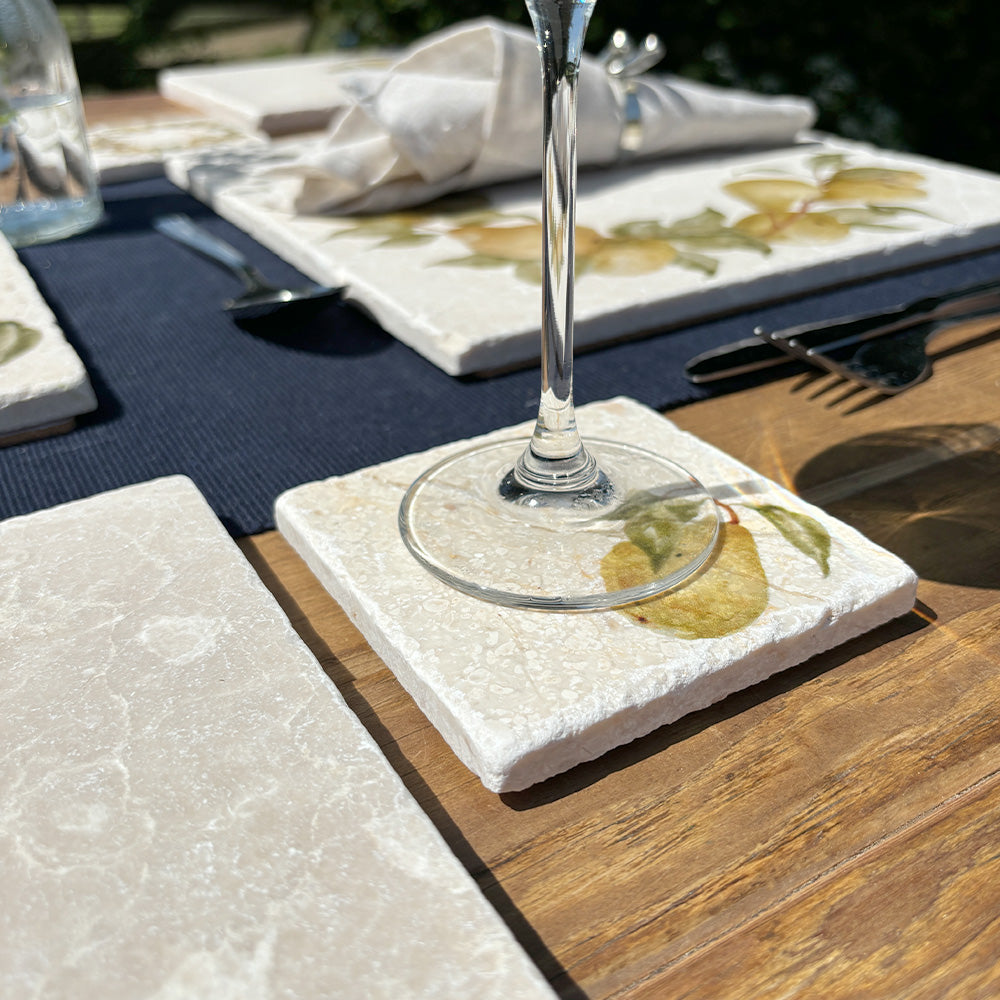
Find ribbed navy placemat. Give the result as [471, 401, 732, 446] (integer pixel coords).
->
[3, 176, 1000, 536]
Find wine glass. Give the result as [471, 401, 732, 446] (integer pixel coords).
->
[398, 0, 721, 611]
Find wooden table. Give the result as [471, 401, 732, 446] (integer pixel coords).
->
[88, 95, 1000, 998]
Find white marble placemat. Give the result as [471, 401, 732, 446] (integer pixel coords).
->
[276, 398, 918, 792]
[0, 476, 556, 1000]
[167, 135, 1000, 375]
[0, 234, 96, 440]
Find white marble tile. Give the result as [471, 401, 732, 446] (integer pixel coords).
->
[276, 398, 918, 792]
[158, 52, 393, 136]
[0, 476, 555, 1000]
[0, 235, 96, 437]
[168, 136, 1000, 374]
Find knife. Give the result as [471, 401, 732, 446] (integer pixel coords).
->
[685, 275, 1000, 384]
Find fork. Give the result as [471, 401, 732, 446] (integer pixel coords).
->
[774, 310, 1000, 394]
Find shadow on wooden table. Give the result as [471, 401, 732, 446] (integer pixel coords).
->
[796, 422, 1000, 588]
[502, 604, 928, 810]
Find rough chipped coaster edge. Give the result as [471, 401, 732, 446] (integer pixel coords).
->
[275, 398, 919, 792]
[0, 236, 97, 437]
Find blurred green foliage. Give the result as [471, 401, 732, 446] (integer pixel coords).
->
[58, 1, 1000, 175]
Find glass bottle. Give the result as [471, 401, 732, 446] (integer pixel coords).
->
[0, 0, 102, 247]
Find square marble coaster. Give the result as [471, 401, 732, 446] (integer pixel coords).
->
[276, 398, 918, 793]
[0, 476, 555, 999]
[0, 234, 96, 439]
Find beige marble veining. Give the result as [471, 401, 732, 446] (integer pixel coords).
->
[0, 476, 555, 999]
[0, 235, 97, 436]
[276, 398, 919, 793]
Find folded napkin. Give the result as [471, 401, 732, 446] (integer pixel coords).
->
[283, 17, 817, 215]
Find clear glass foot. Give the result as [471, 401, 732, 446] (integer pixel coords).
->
[400, 438, 720, 611]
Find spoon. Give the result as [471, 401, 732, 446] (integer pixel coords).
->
[153, 213, 341, 321]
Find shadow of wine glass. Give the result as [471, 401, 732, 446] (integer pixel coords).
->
[795, 422, 1000, 588]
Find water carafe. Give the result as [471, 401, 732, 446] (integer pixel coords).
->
[0, 0, 103, 246]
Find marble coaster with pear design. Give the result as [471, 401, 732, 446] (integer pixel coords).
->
[276, 397, 918, 792]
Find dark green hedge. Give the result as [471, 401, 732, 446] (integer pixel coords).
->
[67, 1, 1000, 175]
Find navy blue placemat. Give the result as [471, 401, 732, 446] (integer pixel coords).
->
[4, 175, 1000, 536]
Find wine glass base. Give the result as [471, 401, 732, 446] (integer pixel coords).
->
[399, 438, 722, 611]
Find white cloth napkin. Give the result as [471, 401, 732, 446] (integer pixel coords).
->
[283, 17, 817, 215]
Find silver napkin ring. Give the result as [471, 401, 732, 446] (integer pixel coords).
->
[601, 29, 666, 157]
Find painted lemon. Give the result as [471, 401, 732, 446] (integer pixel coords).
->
[821, 168, 926, 203]
[585, 237, 678, 275]
[449, 223, 604, 261]
[724, 179, 823, 213]
[735, 211, 851, 243]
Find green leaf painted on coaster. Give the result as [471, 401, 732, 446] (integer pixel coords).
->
[601, 492, 710, 573]
[601, 522, 768, 639]
[0, 321, 42, 366]
[600, 490, 704, 523]
[753, 503, 831, 576]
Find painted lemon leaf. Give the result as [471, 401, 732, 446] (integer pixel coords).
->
[0, 320, 41, 366]
[601, 492, 714, 573]
[600, 490, 706, 523]
[752, 503, 831, 576]
[327, 217, 436, 247]
[612, 208, 771, 255]
[825, 205, 936, 229]
[514, 259, 544, 283]
[810, 152, 849, 173]
[601, 523, 768, 639]
[376, 232, 437, 248]
[436, 253, 514, 270]
[326, 193, 505, 245]
[673, 250, 719, 276]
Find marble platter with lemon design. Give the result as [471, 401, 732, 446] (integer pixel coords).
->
[166, 133, 1000, 375]
[0, 235, 96, 443]
[275, 397, 918, 793]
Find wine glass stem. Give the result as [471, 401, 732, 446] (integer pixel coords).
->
[515, 1, 598, 494]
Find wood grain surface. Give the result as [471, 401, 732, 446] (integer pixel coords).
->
[89, 91, 1000, 999]
[237, 314, 1000, 999]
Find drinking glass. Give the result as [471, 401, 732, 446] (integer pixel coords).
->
[0, 0, 103, 247]
[399, 0, 720, 610]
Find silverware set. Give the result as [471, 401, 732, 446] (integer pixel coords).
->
[685, 277, 1000, 395]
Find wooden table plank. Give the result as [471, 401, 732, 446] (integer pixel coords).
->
[642, 771, 1000, 1000]
[235, 308, 1000, 997]
[239, 543, 1000, 995]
